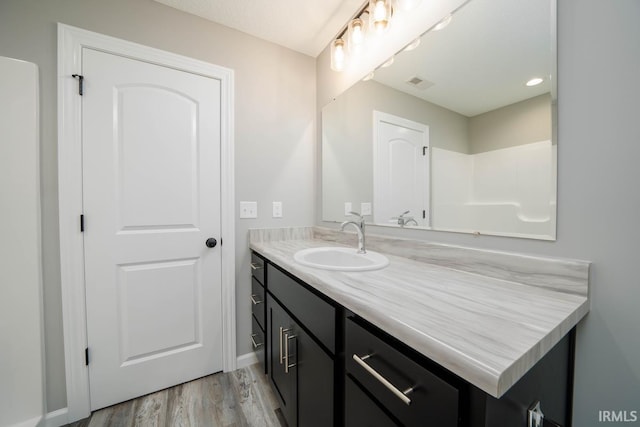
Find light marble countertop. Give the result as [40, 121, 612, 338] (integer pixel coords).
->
[249, 227, 590, 398]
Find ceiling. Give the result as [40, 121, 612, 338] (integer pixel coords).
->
[153, 0, 365, 57]
[373, 0, 553, 117]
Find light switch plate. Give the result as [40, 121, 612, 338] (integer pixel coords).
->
[361, 202, 372, 216]
[344, 202, 352, 215]
[272, 201, 283, 218]
[239, 201, 257, 219]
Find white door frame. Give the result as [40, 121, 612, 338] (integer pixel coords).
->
[57, 23, 236, 422]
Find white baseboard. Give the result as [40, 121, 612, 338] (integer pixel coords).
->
[236, 352, 258, 369]
[43, 408, 68, 427]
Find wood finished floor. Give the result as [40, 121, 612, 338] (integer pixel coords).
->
[65, 364, 285, 427]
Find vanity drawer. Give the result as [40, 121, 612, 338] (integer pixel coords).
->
[251, 277, 265, 330]
[267, 263, 336, 354]
[251, 252, 265, 285]
[346, 317, 460, 427]
[251, 315, 265, 371]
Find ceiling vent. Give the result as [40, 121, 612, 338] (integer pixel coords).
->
[405, 76, 434, 90]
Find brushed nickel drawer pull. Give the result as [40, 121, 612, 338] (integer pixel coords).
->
[284, 333, 297, 374]
[353, 354, 413, 405]
[250, 334, 263, 349]
[250, 294, 263, 305]
[250, 262, 262, 270]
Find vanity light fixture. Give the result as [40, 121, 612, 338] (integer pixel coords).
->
[331, 38, 347, 71]
[526, 77, 544, 86]
[330, 0, 424, 72]
[433, 14, 452, 31]
[363, 71, 375, 81]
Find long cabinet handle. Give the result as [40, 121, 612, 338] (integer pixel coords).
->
[250, 262, 262, 270]
[250, 334, 263, 349]
[279, 327, 292, 364]
[352, 354, 414, 406]
[250, 294, 263, 305]
[284, 332, 297, 374]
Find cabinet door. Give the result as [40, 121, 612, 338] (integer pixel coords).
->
[268, 298, 297, 426]
[297, 326, 334, 427]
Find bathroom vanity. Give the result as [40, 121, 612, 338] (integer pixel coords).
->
[248, 227, 589, 427]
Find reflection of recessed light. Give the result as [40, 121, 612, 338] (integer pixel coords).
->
[403, 38, 421, 52]
[433, 14, 452, 31]
[381, 56, 395, 68]
[363, 72, 375, 81]
[526, 77, 544, 86]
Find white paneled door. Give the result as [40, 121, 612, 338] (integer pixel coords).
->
[82, 48, 223, 410]
[373, 111, 430, 227]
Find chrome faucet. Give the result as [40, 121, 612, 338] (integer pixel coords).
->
[392, 210, 418, 227]
[341, 211, 366, 254]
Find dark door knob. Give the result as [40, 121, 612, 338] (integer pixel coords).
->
[205, 238, 217, 248]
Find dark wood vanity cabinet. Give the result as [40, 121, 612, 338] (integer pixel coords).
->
[265, 262, 336, 427]
[251, 251, 573, 427]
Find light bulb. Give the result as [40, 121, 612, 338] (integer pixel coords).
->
[348, 17, 366, 54]
[403, 38, 421, 52]
[381, 56, 394, 68]
[352, 23, 364, 45]
[433, 14, 452, 31]
[363, 72, 375, 81]
[331, 39, 346, 72]
[370, 0, 391, 33]
[526, 77, 544, 86]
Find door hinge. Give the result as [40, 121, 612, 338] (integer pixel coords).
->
[423, 146, 428, 156]
[423, 210, 426, 219]
[85, 347, 89, 366]
[80, 214, 85, 232]
[72, 74, 84, 96]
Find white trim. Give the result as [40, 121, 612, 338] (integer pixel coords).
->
[236, 352, 259, 369]
[43, 408, 69, 427]
[57, 23, 235, 423]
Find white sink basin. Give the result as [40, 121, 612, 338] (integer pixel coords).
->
[293, 247, 389, 272]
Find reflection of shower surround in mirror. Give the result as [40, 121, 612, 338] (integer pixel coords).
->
[321, 0, 556, 240]
[432, 140, 556, 238]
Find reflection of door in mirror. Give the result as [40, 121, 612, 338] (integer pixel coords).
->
[373, 111, 429, 228]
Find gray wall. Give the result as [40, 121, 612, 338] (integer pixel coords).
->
[0, 0, 316, 412]
[469, 93, 552, 154]
[318, 1, 640, 425]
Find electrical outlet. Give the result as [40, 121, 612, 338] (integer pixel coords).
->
[239, 201, 257, 219]
[361, 202, 372, 216]
[344, 202, 352, 215]
[272, 201, 283, 218]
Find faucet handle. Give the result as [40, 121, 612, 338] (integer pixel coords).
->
[348, 211, 364, 220]
[399, 210, 410, 218]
